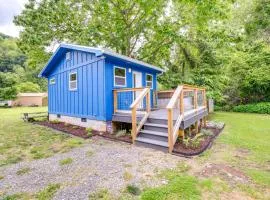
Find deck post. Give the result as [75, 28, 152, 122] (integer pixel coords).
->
[179, 90, 184, 138]
[195, 121, 199, 134]
[203, 89, 207, 127]
[168, 108, 173, 153]
[146, 90, 151, 113]
[131, 106, 137, 143]
[113, 90, 117, 114]
[194, 89, 198, 134]
[203, 117, 207, 127]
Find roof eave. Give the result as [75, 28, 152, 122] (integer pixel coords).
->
[102, 51, 164, 73]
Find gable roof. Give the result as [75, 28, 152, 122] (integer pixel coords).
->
[39, 43, 164, 77]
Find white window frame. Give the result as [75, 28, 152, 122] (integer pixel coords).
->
[69, 72, 77, 91]
[114, 66, 126, 87]
[49, 77, 55, 85]
[146, 74, 153, 89]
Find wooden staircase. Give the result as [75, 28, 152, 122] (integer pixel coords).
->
[135, 117, 170, 151]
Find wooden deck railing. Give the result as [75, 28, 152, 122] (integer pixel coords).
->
[113, 87, 151, 143]
[130, 88, 151, 143]
[113, 87, 146, 113]
[166, 85, 184, 153]
[166, 84, 207, 153]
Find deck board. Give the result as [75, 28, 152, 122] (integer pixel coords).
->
[112, 106, 207, 126]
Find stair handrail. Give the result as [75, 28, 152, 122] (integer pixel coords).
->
[130, 87, 151, 143]
[166, 85, 184, 153]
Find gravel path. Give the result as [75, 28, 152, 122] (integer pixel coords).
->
[0, 137, 183, 199]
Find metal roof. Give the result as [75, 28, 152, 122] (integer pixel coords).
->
[39, 43, 164, 77]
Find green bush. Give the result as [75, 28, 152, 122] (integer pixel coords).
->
[232, 102, 270, 114]
[126, 184, 141, 195]
[214, 105, 232, 111]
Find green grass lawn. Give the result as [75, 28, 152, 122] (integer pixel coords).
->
[0, 107, 85, 166]
[0, 108, 269, 199]
[210, 112, 270, 164]
[140, 112, 270, 199]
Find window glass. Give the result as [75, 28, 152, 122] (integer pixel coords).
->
[69, 72, 77, 90]
[146, 74, 153, 88]
[70, 73, 77, 81]
[114, 67, 126, 86]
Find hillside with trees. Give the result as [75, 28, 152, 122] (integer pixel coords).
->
[0, 33, 46, 100]
[1, 0, 269, 109]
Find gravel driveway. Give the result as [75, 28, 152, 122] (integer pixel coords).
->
[0, 137, 183, 199]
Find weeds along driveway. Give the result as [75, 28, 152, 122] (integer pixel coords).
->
[0, 137, 182, 199]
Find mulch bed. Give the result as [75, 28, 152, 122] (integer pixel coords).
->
[173, 125, 224, 157]
[35, 120, 223, 156]
[36, 121, 132, 143]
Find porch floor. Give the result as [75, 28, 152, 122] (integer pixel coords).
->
[112, 106, 207, 127]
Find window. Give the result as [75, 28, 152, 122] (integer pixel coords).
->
[50, 78, 55, 85]
[69, 72, 77, 90]
[146, 74, 153, 88]
[114, 66, 126, 87]
[66, 52, 71, 60]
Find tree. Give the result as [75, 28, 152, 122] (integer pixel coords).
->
[16, 82, 41, 93]
[0, 72, 18, 100]
[0, 34, 26, 72]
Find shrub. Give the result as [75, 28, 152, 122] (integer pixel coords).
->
[232, 102, 270, 114]
[215, 105, 232, 111]
[200, 129, 213, 137]
[115, 129, 127, 137]
[126, 184, 141, 195]
[86, 127, 93, 137]
[51, 120, 60, 124]
[182, 134, 204, 149]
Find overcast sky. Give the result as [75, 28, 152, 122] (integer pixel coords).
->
[0, 0, 28, 37]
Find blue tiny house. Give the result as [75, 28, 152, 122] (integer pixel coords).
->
[39, 43, 163, 131]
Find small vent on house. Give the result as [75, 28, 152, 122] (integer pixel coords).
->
[66, 52, 71, 60]
[57, 114, 61, 118]
[81, 118, 87, 122]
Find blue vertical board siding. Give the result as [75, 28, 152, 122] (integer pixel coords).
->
[104, 58, 158, 120]
[48, 50, 106, 121]
[46, 47, 160, 122]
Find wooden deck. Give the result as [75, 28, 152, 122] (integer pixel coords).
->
[113, 84, 208, 153]
[112, 106, 207, 129]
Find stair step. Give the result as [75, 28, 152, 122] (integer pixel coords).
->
[144, 123, 167, 128]
[136, 137, 168, 147]
[140, 129, 167, 137]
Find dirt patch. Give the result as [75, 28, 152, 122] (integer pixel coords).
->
[219, 191, 254, 200]
[36, 121, 132, 143]
[234, 148, 251, 159]
[173, 126, 224, 156]
[199, 163, 250, 184]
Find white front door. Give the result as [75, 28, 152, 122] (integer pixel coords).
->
[132, 71, 143, 109]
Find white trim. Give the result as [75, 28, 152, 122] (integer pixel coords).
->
[114, 66, 126, 87]
[49, 77, 56, 85]
[69, 72, 77, 91]
[146, 73, 153, 89]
